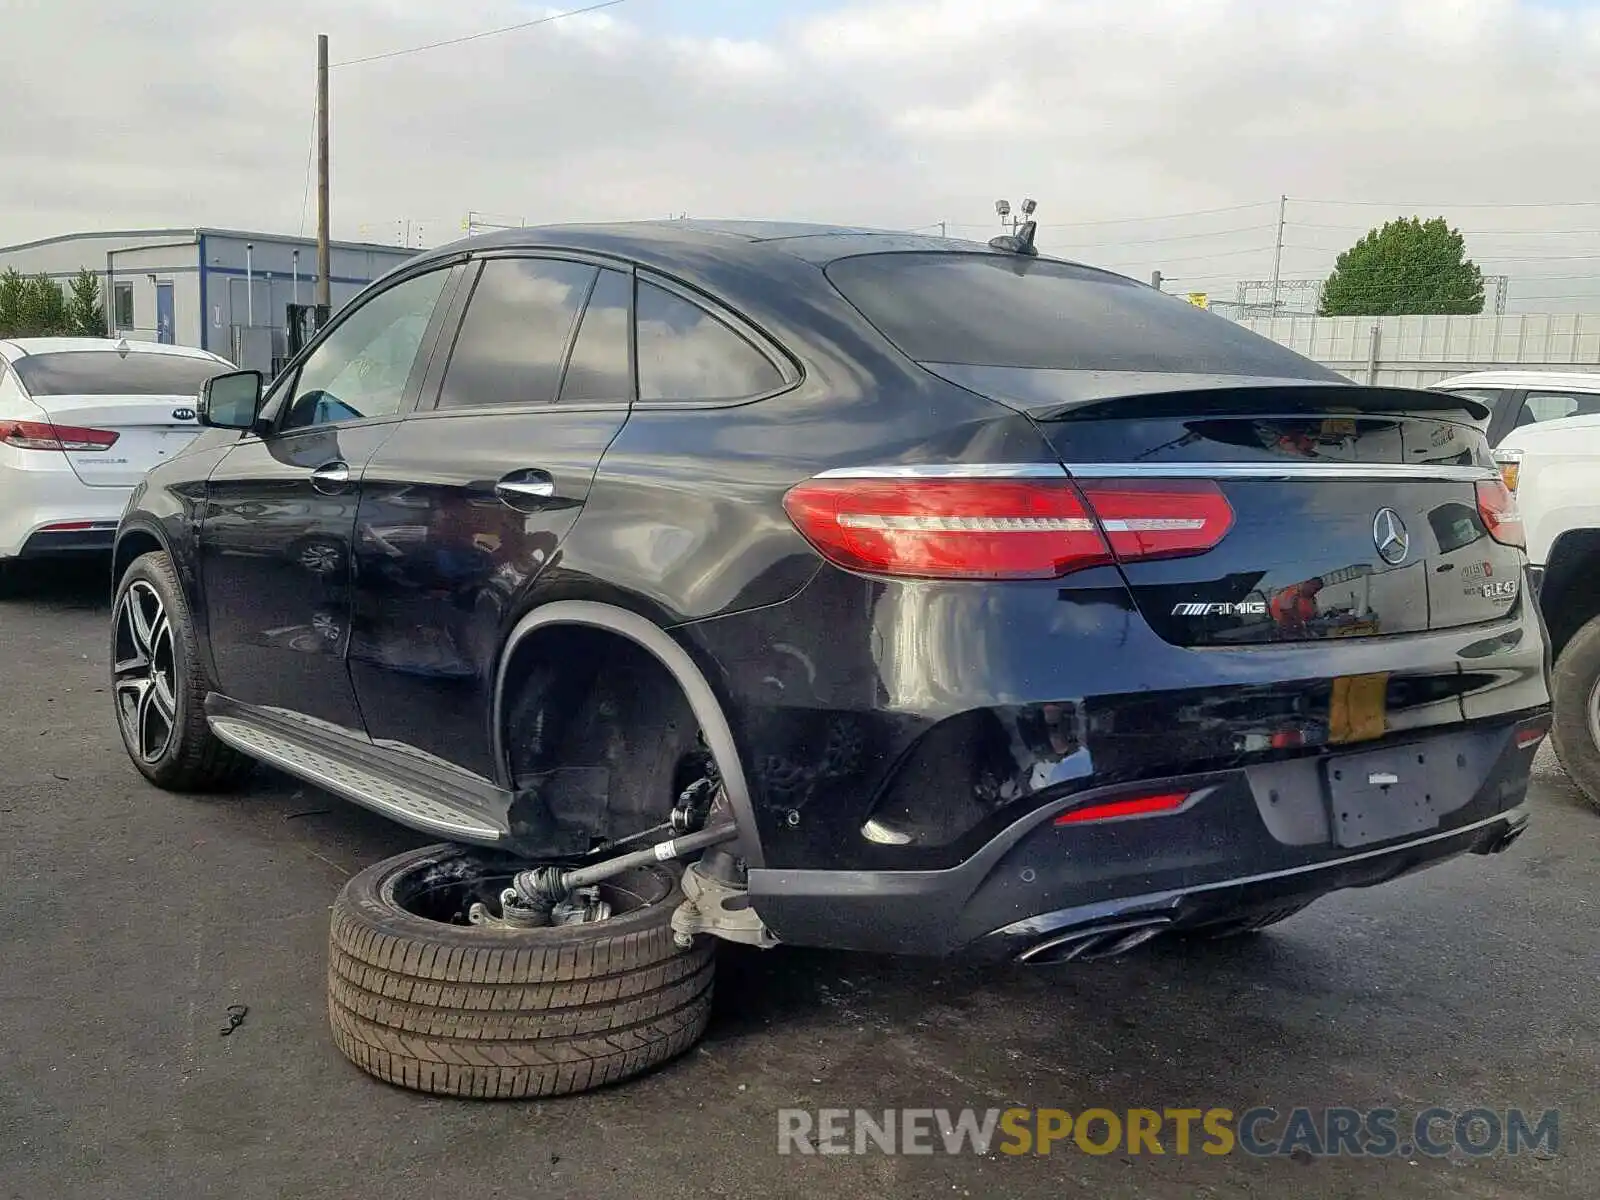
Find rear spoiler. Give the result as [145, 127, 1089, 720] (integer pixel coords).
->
[920, 365, 1492, 425]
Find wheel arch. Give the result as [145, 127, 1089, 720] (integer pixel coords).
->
[491, 600, 764, 867]
[112, 522, 168, 585]
[1540, 528, 1600, 659]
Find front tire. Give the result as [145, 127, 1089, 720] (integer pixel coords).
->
[1551, 614, 1600, 811]
[111, 551, 252, 791]
[328, 844, 715, 1099]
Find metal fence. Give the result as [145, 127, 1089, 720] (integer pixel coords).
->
[1234, 313, 1600, 388]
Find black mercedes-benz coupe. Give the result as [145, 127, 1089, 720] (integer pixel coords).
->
[111, 220, 1550, 1098]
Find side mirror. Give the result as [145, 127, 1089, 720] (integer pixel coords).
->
[199, 370, 264, 430]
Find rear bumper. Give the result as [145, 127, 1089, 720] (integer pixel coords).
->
[745, 713, 1547, 957]
[0, 461, 130, 559]
[16, 524, 118, 557]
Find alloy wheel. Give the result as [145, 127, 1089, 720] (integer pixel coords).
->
[1588, 676, 1600, 754]
[113, 580, 179, 763]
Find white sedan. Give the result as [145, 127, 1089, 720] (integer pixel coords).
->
[0, 338, 234, 575]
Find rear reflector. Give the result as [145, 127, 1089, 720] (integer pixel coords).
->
[1475, 478, 1525, 549]
[783, 474, 1233, 580]
[1055, 791, 1189, 825]
[37, 521, 116, 532]
[0, 419, 119, 452]
[1493, 448, 1523, 493]
[1515, 714, 1552, 750]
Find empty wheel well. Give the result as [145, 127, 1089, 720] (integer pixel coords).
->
[498, 625, 713, 849]
[114, 530, 163, 584]
[1541, 530, 1600, 659]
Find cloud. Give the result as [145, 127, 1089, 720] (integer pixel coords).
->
[2, 0, 1598, 309]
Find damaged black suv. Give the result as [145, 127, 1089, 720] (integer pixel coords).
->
[112, 220, 1549, 1098]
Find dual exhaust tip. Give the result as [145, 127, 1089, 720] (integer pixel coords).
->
[1018, 817, 1529, 963]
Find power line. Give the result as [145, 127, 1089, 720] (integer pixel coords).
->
[296, 102, 316, 237]
[332, 0, 630, 67]
[1050, 223, 1276, 249]
[1093, 245, 1277, 268]
[1293, 196, 1600, 209]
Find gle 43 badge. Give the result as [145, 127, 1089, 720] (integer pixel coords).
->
[1476, 579, 1518, 601]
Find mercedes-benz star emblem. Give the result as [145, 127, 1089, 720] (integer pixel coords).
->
[1373, 507, 1410, 565]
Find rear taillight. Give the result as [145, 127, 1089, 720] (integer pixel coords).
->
[1077, 479, 1235, 563]
[782, 472, 1233, 580]
[1475, 478, 1525, 549]
[0, 419, 119, 452]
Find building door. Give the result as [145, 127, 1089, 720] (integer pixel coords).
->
[154, 282, 175, 343]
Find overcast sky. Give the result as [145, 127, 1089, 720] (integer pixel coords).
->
[3, 0, 1599, 310]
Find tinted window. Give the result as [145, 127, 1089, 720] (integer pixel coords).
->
[11, 351, 229, 397]
[280, 269, 450, 431]
[825, 252, 1330, 375]
[438, 258, 595, 409]
[559, 269, 632, 403]
[113, 282, 134, 330]
[1516, 390, 1600, 427]
[636, 281, 783, 402]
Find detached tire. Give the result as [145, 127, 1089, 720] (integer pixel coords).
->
[328, 844, 715, 1099]
[1551, 615, 1600, 812]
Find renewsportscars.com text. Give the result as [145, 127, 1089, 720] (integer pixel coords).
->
[777, 1106, 1559, 1158]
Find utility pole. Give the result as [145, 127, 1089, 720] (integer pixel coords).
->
[315, 33, 331, 316]
[1268, 194, 1287, 316]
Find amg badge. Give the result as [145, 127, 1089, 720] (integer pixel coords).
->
[1172, 601, 1267, 617]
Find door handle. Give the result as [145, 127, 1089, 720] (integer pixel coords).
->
[495, 470, 558, 510]
[311, 461, 351, 494]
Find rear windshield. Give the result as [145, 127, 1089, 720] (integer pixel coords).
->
[825, 252, 1328, 377]
[11, 351, 229, 397]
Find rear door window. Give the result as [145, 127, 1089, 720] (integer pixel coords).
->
[1516, 390, 1600, 428]
[635, 281, 784, 402]
[437, 258, 596, 409]
[558, 268, 633, 403]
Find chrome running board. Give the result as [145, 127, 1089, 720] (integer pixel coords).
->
[205, 697, 509, 844]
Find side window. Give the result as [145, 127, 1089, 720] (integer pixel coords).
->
[437, 258, 595, 409]
[279, 269, 450, 432]
[558, 269, 632, 403]
[113, 282, 135, 330]
[635, 280, 784, 402]
[1518, 391, 1600, 426]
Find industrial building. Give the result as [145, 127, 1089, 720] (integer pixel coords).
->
[0, 228, 420, 372]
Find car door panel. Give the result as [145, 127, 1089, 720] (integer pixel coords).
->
[201, 423, 397, 730]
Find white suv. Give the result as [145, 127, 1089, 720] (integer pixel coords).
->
[1434, 370, 1600, 806]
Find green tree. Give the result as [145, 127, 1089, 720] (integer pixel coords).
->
[14, 274, 70, 336]
[1319, 217, 1484, 316]
[67, 268, 105, 336]
[0, 268, 26, 336]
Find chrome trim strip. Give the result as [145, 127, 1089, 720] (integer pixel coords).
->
[1062, 461, 1499, 482]
[813, 463, 1067, 480]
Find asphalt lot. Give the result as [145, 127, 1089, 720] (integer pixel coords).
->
[2, 561, 1596, 1200]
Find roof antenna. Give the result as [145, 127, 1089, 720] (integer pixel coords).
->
[990, 198, 1038, 256]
